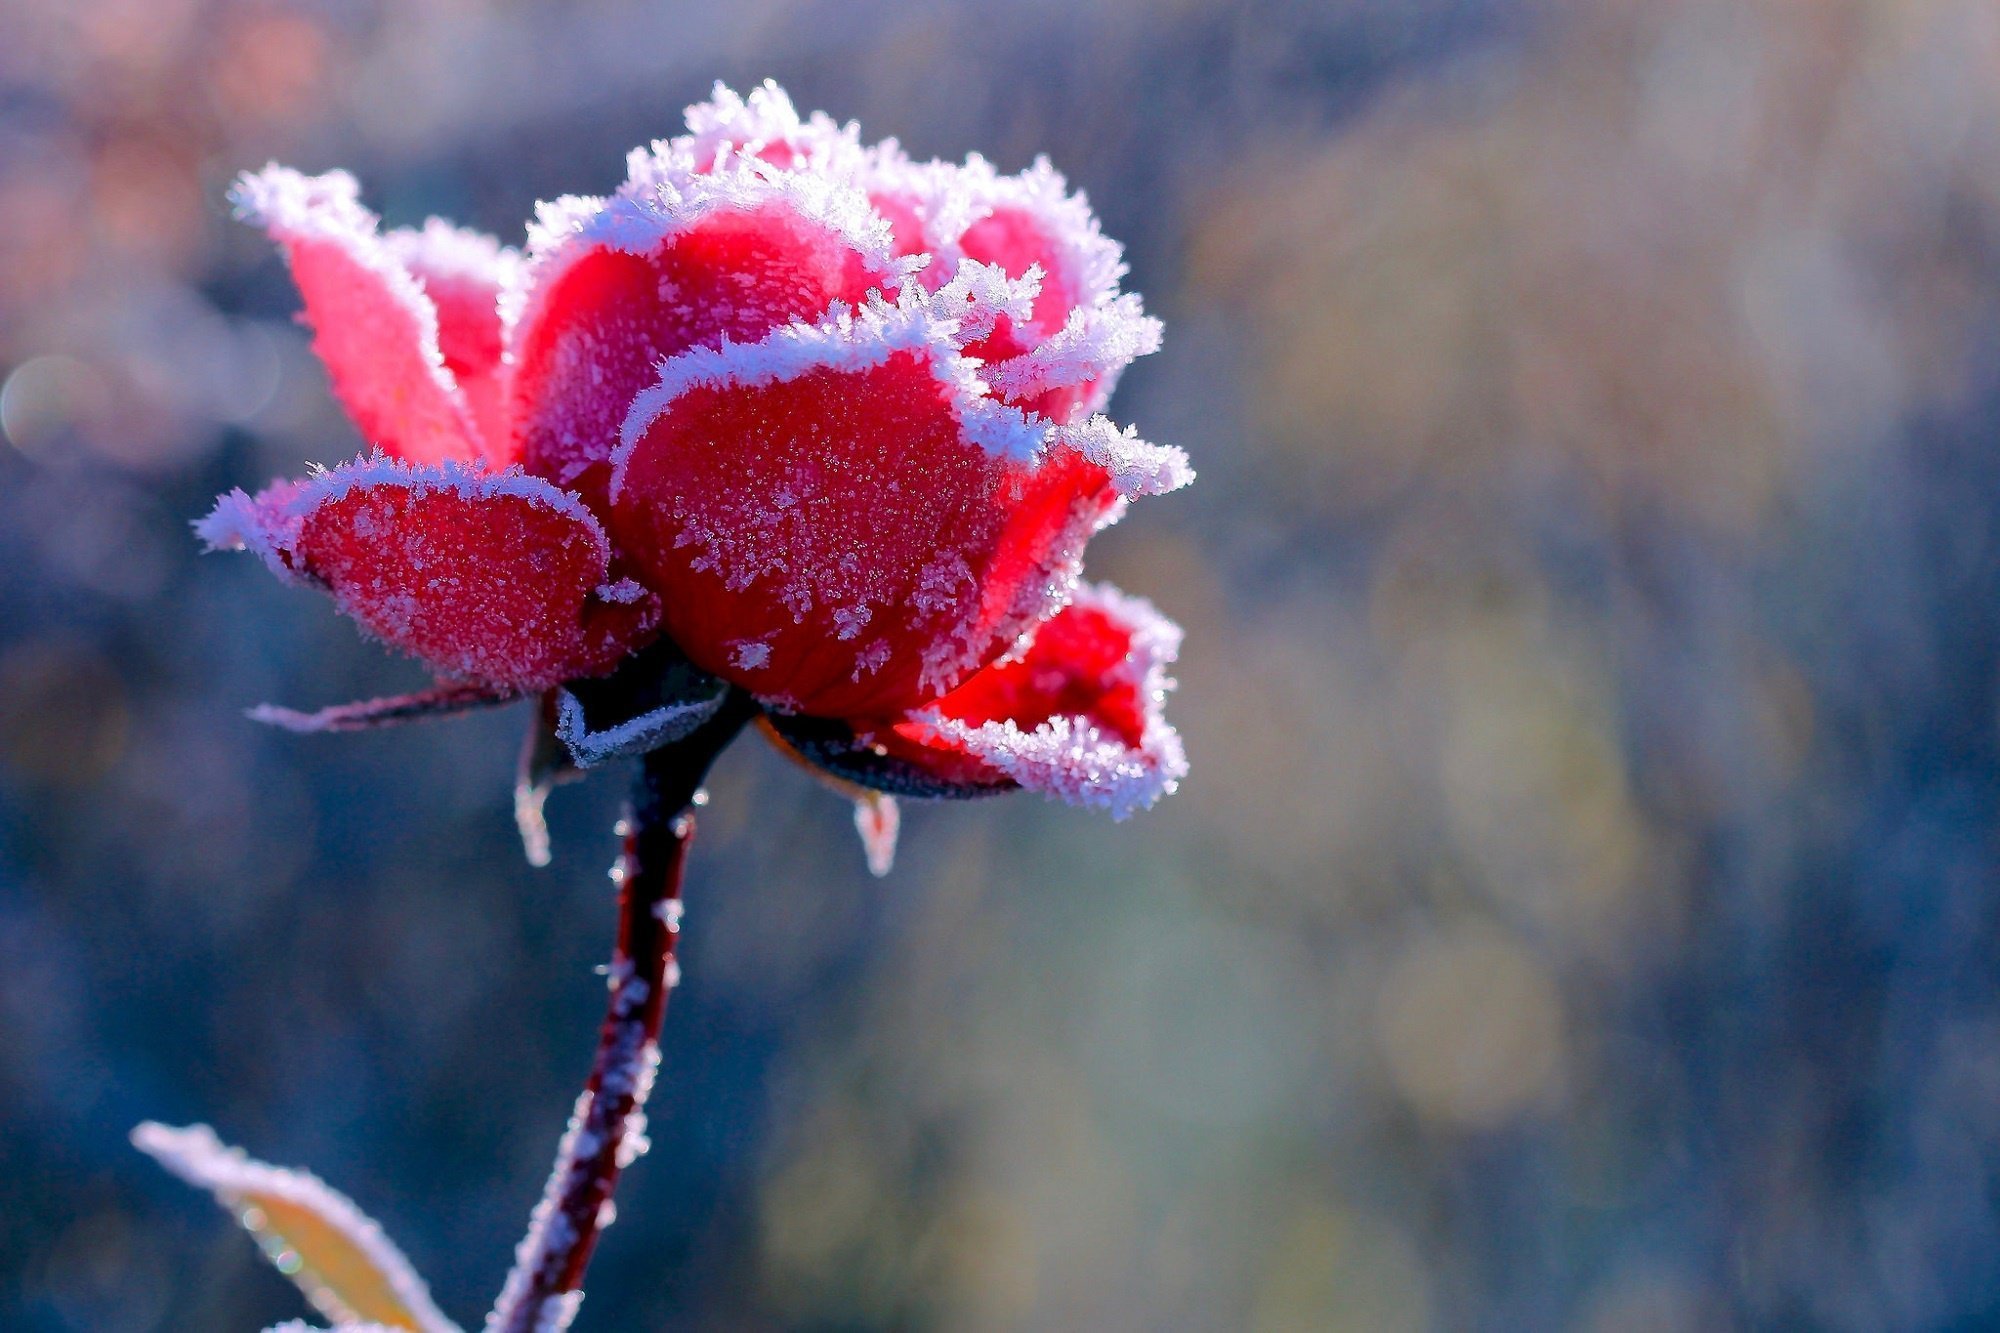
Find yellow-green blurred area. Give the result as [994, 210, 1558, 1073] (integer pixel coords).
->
[8, 0, 2000, 1327]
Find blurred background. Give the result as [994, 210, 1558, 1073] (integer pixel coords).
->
[6, 0, 2000, 1327]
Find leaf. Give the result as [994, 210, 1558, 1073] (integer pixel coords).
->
[133, 1123, 461, 1333]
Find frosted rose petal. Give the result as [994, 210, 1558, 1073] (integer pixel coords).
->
[882, 583, 1187, 818]
[232, 168, 483, 466]
[386, 220, 521, 464]
[610, 301, 1126, 718]
[200, 457, 657, 691]
[512, 193, 893, 505]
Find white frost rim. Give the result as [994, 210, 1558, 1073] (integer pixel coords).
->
[610, 284, 1190, 498]
[198, 452, 613, 578]
[906, 581, 1188, 820]
[231, 166, 483, 443]
[508, 157, 910, 358]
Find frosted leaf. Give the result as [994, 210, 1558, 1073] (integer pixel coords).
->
[515, 694, 580, 868]
[231, 166, 485, 466]
[247, 682, 518, 734]
[553, 641, 730, 768]
[132, 1122, 460, 1333]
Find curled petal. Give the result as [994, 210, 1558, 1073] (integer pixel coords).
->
[384, 220, 523, 464]
[880, 583, 1188, 819]
[199, 455, 658, 691]
[869, 154, 1130, 362]
[508, 167, 905, 505]
[983, 293, 1163, 423]
[609, 292, 1187, 717]
[231, 167, 485, 465]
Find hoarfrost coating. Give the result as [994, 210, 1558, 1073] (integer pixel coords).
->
[202, 78, 1193, 827]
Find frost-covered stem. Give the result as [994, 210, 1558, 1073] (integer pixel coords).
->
[487, 694, 753, 1333]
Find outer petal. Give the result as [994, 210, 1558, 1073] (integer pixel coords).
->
[198, 455, 658, 691]
[609, 291, 1190, 719]
[231, 167, 485, 465]
[384, 220, 523, 465]
[508, 167, 906, 507]
[879, 583, 1188, 818]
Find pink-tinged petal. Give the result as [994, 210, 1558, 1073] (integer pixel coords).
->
[199, 456, 658, 691]
[385, 219, 522, 464]
[231, 167, 484, 466]
[881, 583, 1187, 818]
[509, 170, 904, 507]
[609, 292, 1188, 719]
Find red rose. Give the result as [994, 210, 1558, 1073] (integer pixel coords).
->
[201, 81, 1192, 860]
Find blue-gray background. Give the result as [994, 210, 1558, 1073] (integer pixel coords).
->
[7, 0, 2000, 1328]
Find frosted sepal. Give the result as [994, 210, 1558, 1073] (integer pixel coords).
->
[248, 683, 518, 733]
[552, 641, 732, 768]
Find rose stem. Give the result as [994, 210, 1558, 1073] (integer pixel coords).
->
[486, 692, 754, 1333]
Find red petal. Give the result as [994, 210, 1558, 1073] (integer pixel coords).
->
[511, 182, 897, 507]
[386, 220, 521, 464]
[231, 168, 484, 466]
[880, 583, 1187, 818]
[609, 298, 1128, 719]
[200, 457, 657, 691]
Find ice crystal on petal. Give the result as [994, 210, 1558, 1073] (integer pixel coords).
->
[891, 582, 1187, 819]
[202, 454, 657, 691]
[612, 291, 1129, 717]
[510, 167, 904, 504]
[627, 79, 866, 185]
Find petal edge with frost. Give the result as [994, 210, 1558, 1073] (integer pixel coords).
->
[879, 582, 1188, 819]
[232, 166, 485, 466]
[200, 455, 658, 691]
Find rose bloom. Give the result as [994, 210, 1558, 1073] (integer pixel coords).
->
[201, 82, 1192, 849]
